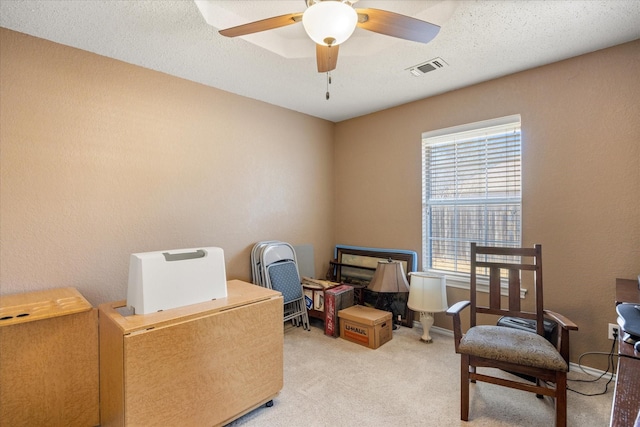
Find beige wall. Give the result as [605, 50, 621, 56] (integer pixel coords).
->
[334, 40, 640, 368]
[0, 28, 335, 306]
[2, 27, 639, 368]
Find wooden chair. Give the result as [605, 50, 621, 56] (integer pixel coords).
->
[446, 243, 578, 427]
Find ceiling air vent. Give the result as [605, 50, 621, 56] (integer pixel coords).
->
[407, 57, 448, 77]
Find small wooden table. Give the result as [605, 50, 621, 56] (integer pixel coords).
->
[99, 280, 283, 426]
[611, 278, 640, 427]
[302, 278, 337, 320]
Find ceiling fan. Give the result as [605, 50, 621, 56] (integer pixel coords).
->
[218, 0, 440, 74]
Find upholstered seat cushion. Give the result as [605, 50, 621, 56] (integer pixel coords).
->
[268, 260, 303, 303]
[458, 325, 568, 372]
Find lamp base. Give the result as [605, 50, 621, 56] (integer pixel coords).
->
[418, 311, 435, 343]
[375, 292, 399, 330]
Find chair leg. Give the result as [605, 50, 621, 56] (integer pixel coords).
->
[461, 354, 470, 421]
[555, 371, 567, 427]
[302, 307, 310, 331]
[536, 378, 543, 399]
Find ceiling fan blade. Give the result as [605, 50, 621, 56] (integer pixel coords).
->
[355, 8, 440, 44]
[219, 13, 303, 38]
[316, 44, 339, 73]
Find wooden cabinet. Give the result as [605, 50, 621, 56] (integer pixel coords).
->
[0, 287, 99, 427]
[99, 280, 283, 426]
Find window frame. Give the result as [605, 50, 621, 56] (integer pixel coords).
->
[421, 115, 525, 297]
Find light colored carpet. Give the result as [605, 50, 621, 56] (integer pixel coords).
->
[227, 319, 613, 427]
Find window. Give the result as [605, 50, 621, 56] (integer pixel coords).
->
[422, 115, 521, 276]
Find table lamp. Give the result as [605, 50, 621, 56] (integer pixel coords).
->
[367, 259, 410, 329]
[407, 272, 448, 343]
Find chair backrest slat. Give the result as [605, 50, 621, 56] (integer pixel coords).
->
[508, 269, 521, 312]
[489, 267, 501, 309]
[476, 262, 538, 271]
[469, 242, 544, 336]
[475, 246, 538, 257]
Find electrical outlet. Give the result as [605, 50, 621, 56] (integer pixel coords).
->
[608, 323, 619, 340]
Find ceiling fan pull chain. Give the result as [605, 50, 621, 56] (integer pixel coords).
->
[326, 72, 331, 100]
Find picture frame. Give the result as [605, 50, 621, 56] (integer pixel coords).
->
[329, 245, 417, 328]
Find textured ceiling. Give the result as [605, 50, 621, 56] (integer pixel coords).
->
[1, 0, 639, 122]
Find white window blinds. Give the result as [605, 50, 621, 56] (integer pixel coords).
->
[422, 115, 522, 275]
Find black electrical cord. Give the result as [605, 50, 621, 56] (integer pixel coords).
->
[567, 329, 618, 396]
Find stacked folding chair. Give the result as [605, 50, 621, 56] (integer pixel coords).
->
[250, 241, 310, 330]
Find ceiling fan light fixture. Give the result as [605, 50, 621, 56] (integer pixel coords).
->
[302, 1, 358, 47]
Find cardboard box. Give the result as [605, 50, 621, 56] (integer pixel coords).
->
[303, 287, 325, 311]
[338, 305, 392, 349]
[324, 285, 354, 337]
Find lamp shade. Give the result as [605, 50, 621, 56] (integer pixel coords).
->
[367, 260, 410, 293]
[302, 1, 358, 46]
[407, 273, 448, 313]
